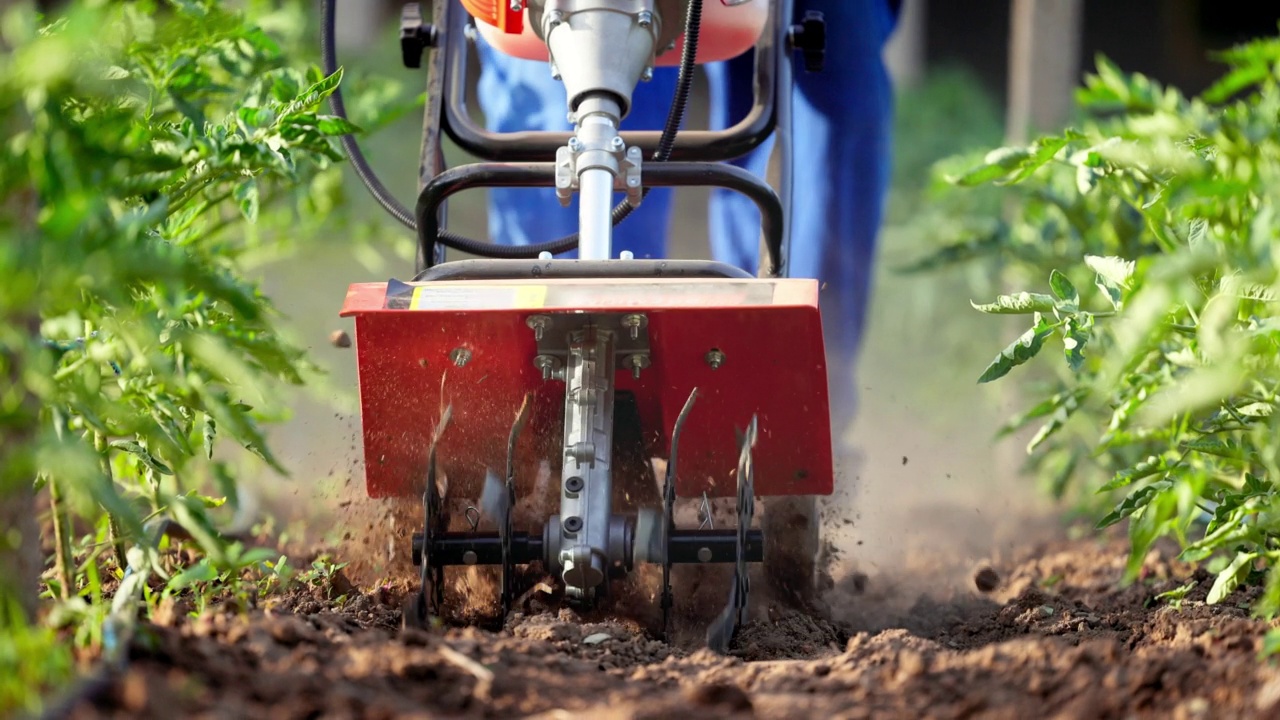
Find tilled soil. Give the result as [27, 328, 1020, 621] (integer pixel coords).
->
[54, 532, 1280, 719]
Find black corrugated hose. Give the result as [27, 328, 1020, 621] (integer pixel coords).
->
[319, 0, 704, 258]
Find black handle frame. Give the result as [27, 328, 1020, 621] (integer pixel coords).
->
[415, 0, 795, 277]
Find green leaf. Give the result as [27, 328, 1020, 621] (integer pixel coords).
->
[1207, 551, 1257, 605]
[1097, 479, 1171, 529]
[234, 178, 259, 222]
[1084, 255, 1135, 287]
[1099, 455, 1168, 493]
[1202, 63, 1270, 104]
[948, 146, 1032, 186]
[315, 115, 360, 136]
[1061, 313, 1093, 372]
[970, 292, 1057, 315]
[1049, 269, 1079, 310]
[1154, 581, 1196, 604]
[109, 440, 174, 476]
[977, 315, 1055, 383]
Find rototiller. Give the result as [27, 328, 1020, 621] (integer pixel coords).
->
[325, 0, 832, 651]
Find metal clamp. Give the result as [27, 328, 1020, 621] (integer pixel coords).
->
[555, 139, 643, 207]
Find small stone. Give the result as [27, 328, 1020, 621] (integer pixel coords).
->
[974, 566, 1000, 593]
[330, 330, 352, 348]
[583, 633, 611, 645]
[1039, 605, 1055, 617]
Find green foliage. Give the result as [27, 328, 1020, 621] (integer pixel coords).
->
[914, 34, 1280, 614]
[0, 0, 382, 710]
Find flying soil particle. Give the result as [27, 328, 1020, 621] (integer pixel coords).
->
[330, 330, 352, 348]
[902, 456, 908, 465]
[974, 566, 1000, 593]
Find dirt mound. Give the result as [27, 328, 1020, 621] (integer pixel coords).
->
[56, 533, 1280, 719]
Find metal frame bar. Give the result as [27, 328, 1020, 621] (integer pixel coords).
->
[439, 0, 782, 162]
[413, 161, 786, 276]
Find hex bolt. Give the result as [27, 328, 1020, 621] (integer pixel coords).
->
[565, 476, 584, 493]
[705, 348, 725, 369]
[450, 347, 472, 367]
[626, 353, 650, 379]
[509, 0, 522, 11]
[568, 136, 583, 153]
[697, 547, 713, 563]
[621, 313, 645, 340]
[534, 354, 559, 381]
[641, 66, 654, 82]
[526, 315, 550, 341]
[637, 10, 652, 27]
[563, 516, 583, 533]
[611, 136, 625, 152]
[620, 250, 635, 260]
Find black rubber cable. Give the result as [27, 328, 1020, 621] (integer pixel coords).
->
[319, 0, 703, 259]
[320, 0, 417, 230]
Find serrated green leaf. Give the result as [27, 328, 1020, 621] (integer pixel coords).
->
[970, 292, 1058, 315]
[977, 316, 1055, 383]
[109, 440, 174, 476]
[1084, 255, 1135, 287]
[1097, 479, 1171, 529]
[1099, 455, 1168, 493]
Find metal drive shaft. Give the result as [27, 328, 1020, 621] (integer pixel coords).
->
[558, 324, 616, 597]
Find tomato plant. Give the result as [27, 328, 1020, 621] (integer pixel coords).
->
[0, 1, 386, 710]
[914, 34, 1280, 612]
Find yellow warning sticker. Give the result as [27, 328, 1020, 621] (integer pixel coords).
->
[514, 285, 547, 308]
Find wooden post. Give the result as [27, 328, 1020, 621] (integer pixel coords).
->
[885, 0, 928, 90]
[1005, 0, 1084, 144]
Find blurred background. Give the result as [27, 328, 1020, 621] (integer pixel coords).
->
[245, 0, 1280, 585]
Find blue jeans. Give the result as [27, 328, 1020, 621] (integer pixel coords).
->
[476, 1, 898, 433]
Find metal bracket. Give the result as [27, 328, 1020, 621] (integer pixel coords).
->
[555, 142, 643, 207]
[526, 312, 651, 379]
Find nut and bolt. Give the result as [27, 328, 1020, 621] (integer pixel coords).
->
[641, 66, 654, 82]
[563, 516, 583, 533]
[637, 10, 652, 27]
[705, 349, 726, 369]
[610, 136, 625, 151]
[625, 353, 650, 379]
[509, 0, 522, 11]
[450, 347, 472, 367]
[534, 354, 560, 381]
[621, 313, 646, 339]
[526, 314, 550, 341]
[568, 136, 583, 152]
[697, 547, 713, 563]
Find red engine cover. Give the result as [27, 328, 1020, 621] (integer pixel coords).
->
[339, 277, 833, 501]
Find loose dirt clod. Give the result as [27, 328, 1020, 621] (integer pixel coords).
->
[974, 565, 1000, 593]
[329, 329, 351, 348]
[686, 682, 753, 711]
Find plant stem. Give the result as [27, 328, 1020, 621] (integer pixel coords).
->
[48, 474, 75, 601]
[92, 432, 129, 573]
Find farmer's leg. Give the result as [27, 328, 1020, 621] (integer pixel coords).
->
[706, 1, 897, 434]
